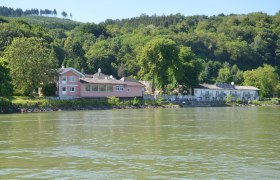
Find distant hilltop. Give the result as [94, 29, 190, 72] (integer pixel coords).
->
[0, 6, 72, 19]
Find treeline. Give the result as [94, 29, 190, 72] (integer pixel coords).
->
[0, 6, 70, 18]
[0, 11, 280, 98]
[104, 13, 186, 28]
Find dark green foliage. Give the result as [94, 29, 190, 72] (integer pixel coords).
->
[0, 97, 12, 107]
[74, 23, 109, 38]
[0, 59, 13, 96]
[1, 10, 280, 97]
[104, 13, 185, 28]
[41, 83, 57, 96]
[0, 6, 57, 17]
[4, 37, 58, 95]
[49, 98, 109, 108]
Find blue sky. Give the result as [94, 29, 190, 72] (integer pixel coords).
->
[1, 0, 280, 23]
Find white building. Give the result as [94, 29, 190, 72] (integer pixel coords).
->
[194, 83, 259, 101]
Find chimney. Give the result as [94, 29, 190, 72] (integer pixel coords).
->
[98, 68, 101, 73]
[62, 65, 65, 69]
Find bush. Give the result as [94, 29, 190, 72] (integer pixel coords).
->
[252, 100, 261, 105]
[155, 96, 164, 105]
[270, 98, 279, 105]
[235, 98, 242, 104]
[107, 96, 120, 106]
[0, 97, 12, 107]
[12, 98, 48, 108]
[132, 97, 140, 106]
[225, 95, 232, 104]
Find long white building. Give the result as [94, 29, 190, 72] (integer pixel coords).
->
[194, 83, 259, 101]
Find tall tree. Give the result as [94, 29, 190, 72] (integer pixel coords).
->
[61, 11, 67, 18]
[138, 38, 179, 93]
[243, 64, 279, 98]
[216, 67, 232, 84]
[176, 46, 203, 88]
[53, 9, 57, 16]
[0, 58, 13, 96]
[4, 37, 58, 95]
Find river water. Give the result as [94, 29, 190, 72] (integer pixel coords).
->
[0, 107, 280, 179]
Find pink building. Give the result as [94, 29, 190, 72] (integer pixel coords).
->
[58, 67, 144, 99]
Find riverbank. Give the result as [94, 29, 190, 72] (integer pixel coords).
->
[0, 96, 178, 114]
[1, 96, 279, 114]
[19, 104, 176, 113]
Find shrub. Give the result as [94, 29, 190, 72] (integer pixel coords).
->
[225, 95, 232, 104]
[132, 97, 140, 106]
[235, 98, 242, 104]
[0, 97, 12, 107]
[270, 98, 279, 105]
[155, 96, 164, 105]
[11, 96, 48, 108]
[252, 100, 261, 105]
[108, 96, 120, 106]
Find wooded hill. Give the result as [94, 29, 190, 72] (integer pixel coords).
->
[1, 9, 280, 97]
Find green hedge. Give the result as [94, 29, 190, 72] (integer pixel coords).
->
[0, 97, 12, 107]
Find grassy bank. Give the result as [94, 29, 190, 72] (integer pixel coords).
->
[1, 96, 165, 113]
[10, 96, 163, 107]
[1, 96, 279, 113]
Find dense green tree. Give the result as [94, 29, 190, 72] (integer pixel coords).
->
[41, 82, 57, 96]
[0, 58, 13, 96]
[86, 39, 118, 76]
[63, 37, 87, 71]
[61, 11, 67, 18]
[243, 64, 279, 98]
[230, 64, 244, 84]
[176, 46, 203, 88]
[216, 67, 232, 84]
[1, 10, 280, 96]
[138, 38, 179, 93]
[216, 64, 243, 84]
[199, 61, 222, 83]
[4, 37, 58, 95]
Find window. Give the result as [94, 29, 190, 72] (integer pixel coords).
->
[70, 87, 75, 92]
[116, 85, 124, 91]
[70, 76, 75, 82]
[85, 85, 91, 91]
[216, 91, 219, 95]
[99, 85, 106, 92]
[62, 76, 67, 84]
[92, 85, 98, 91]
[107, 85, 113, 92]
[62, 87, 66, 94]
[195, 90, 197, 94]
[127, 88, 130, 92]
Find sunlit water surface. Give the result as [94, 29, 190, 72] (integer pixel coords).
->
[1, 107, 280, 179]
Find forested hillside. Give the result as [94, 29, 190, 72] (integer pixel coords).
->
[1, 10, 280, 97]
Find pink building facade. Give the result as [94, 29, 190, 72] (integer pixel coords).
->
[58, 67, 144, 99]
